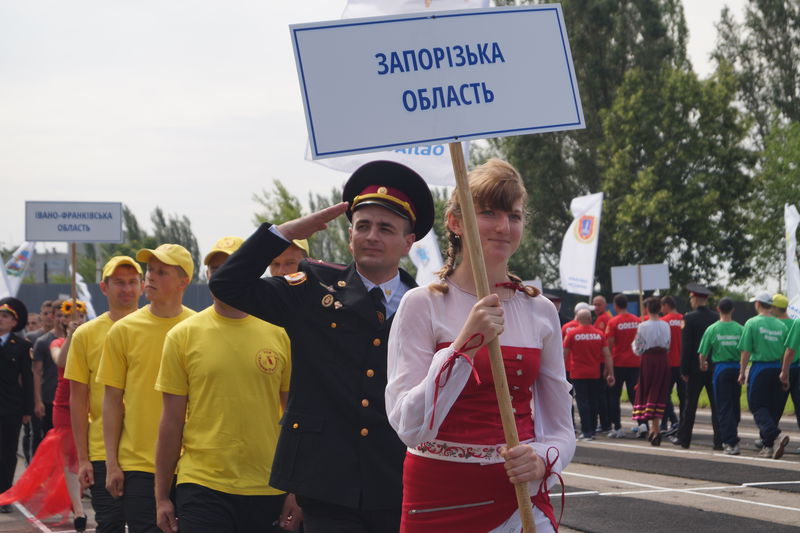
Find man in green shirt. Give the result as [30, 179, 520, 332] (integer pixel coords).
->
[698, 298, 744, 455]
[779, 316, 799, 455]
[738, 292, 789, 459]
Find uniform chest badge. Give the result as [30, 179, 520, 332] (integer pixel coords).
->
[319, 282, 334, 292]
[284, 272, 307, 286]
[334, 301, 343, 310]
[337, 280, 346, 288]
[255, 349, 279, 374]
[321, 294, 334, 307]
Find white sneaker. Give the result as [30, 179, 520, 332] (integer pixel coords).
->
[608, 428, 624, 438]
[758, 446, 774, 458]
[773, 435, 790, 459]
[723, 444, 740, 455]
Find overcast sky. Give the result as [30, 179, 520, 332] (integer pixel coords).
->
[1, 0, 746, 258]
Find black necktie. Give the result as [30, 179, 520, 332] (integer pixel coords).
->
[369, 287, 386, 324]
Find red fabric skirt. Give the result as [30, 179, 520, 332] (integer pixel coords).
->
[632, 348, 671, 422]
[401, 452, 555, 532]
[0, 426, 74, 521]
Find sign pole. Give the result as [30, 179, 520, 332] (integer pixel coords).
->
[70, 242, 78, 316]
[448, 142, 536, 533]
[636, 264, 644, 315]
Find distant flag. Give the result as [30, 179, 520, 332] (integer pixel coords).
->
[785, 203, 800, 319]
[68, 267, 98, 321]
[303, 0, 489, 186]
[3, 242, 35, 298]
[559, 193, 603, 296]
[409, 230, 444, 286]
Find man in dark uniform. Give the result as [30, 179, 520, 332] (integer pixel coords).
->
[0, 297, 34, 513]
[670, 283, 722, 449]
[210, 160, 434, 533]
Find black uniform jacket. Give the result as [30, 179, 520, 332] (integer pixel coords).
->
[0, 332, 34, 417]
[210, 223, 410, 510]
[680, 306, 719, 376]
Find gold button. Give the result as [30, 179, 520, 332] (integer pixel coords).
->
[361, 399, 369, 407]
[337, 280, 346, 287]
[360, 428, 369, 437]
[292, 423, 299, 429]
[330, 322, 337, 328]
[366, 369, 375, 377]
[372, 338, 381, 347]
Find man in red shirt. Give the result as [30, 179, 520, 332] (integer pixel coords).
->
[605, 294, 641, 438]
[593, 295, 612, 333]
[564, 309, 615, 440]
[660, 296, 683, 435]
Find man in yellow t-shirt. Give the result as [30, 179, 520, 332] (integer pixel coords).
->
[65, 256, 143, 533]
[97, 244, 195, 533]
[154, 237, 294, 533]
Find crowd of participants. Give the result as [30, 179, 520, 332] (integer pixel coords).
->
[1, 160, 797, 533]
[551, 287, 800, 458]
[0, 159, 578, 533]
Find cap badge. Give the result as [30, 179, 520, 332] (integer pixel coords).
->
[377, 186, 388, 195]
[284, 272, 307, 286]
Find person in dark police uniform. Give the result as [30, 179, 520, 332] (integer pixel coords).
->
[670, 283, 722, 449]
[0, 298, 34, 513]
[210, 161, 434, 533]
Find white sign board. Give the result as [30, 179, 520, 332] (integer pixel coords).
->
[292, 4, 584, 159]
[26, 201, 124, 243]
[611, 264, 670, 293]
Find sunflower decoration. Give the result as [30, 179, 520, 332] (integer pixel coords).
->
[61, 300, 87, 316]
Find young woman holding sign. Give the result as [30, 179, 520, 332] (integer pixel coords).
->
[386, 159, 575, 532]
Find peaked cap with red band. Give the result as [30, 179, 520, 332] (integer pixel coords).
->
[0, 297, 28, 333]
[342, 160, 434, 241]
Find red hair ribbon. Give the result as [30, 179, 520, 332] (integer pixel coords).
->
[429, 333, 484, 430]
[495, 281, 525, 292]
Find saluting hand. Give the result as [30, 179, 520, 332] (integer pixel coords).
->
[277, 202, 349, 241]
[453, 294, 504, 354]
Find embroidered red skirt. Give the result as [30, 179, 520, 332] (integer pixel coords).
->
[632, 347, 671, 422]
[401, 452, 555, 532]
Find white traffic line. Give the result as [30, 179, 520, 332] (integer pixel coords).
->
[580, 439, 800, 464]
[563, 471, 800, 512]
[12, 502, 52, 533]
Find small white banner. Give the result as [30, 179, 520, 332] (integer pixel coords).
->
[26, 201, 123, 243]
[292, 4, 584, 159]
[559, 192, 603, 295]
[785, 203, 800, 319]
[610, 264, 670, 294]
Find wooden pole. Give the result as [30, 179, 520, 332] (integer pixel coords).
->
[637, 264, 643, 316]
[70, 243, 77, 304]
[448, 142, 537, 533]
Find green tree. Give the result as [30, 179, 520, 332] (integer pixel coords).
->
[151, 207, 200, 280]
[748, 122, 800, 280]
[252, 180, 304, 226]
[713, 1, 800, 148]
[491, 0, 689, 285]
[598, 64, 753, 290]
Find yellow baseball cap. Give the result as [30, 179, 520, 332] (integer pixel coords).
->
[773, 293, 789, 309]
[101, 256, 143, 280]
[292, 239, 309, 255]
[203, 236, 244, 265]
[136, 244, 194, 279]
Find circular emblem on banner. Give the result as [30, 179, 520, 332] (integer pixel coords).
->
[321, 294, 334, 307]
[256, 349, 278, 374]
[573, 215, 597, 243]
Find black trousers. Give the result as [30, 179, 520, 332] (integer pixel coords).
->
[176, 483, 286, 533]
[91, 461, 126, 533]
[608, 366, 639, 430]
[713, 367, 741, 446]
[122, 471, 173, 533]
[677, 369, 721, 448]
[0, 414, 22, 493]
[661, 367, 683, 429]
[573, 378, 603, 436]
[596, 364, 610, 431]
[748, 366, 784, 447]
[296, 495, 400, 533]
